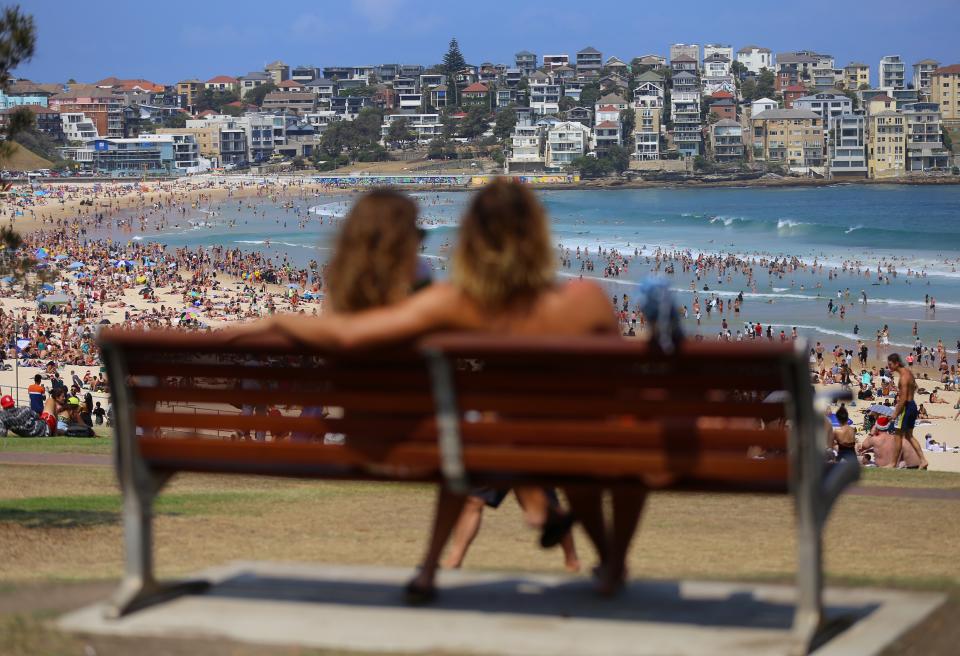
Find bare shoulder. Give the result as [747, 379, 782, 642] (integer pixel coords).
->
[560, 278, 610, 304]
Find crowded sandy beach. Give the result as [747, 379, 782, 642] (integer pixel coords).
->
[1, 175, 958, 471]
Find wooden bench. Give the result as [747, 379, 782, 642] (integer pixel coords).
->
[99, 328, 858, 653]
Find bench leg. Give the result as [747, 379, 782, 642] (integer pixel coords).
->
[104, 474, 210, 619]
[792, 501, 823, 655]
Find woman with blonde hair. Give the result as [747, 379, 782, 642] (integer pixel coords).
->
[228, 180, 625, 598]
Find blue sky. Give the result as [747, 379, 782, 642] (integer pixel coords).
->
[14, 0, 960, 83]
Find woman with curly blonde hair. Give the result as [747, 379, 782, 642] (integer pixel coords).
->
[231, 180, 624, 598]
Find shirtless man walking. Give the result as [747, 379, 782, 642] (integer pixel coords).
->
[887, 353, 928, 469]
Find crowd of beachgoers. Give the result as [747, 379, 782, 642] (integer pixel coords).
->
[0, 174, 957, 461]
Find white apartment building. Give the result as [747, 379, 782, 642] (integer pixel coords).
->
[528, 72, 560, 115]
[913, 59, 940, 99]
[506, 108, 544, 172]
[140, 133, 205, 173]
[830, 113, 867, 177]
[380, 113, 442, 144]
[791, 93, 853, 130]
[545, 121, 590, 169]
[61, 112, 99, 142]
[879, 55, 906, 93]
[736, 46, 774, 74]
[751, 97, 778, 117]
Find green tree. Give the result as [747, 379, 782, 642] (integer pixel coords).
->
[730, 61, 747, 80]
[195, 88, 240, 113]
[387, 117, 415, 149]
[243, 82, 276, 107]
[458, 105, 489, 139]
[605, 144, 630, 173]
[493, 105, 517, 140]
[353, 107, 385, 144]
[558, 96, 576, 113]
[755, 68, 775, 100]
[579, 83, 601, 109]
[340, 85, 376, 97]
[619, 108, 635, 148]
[443, 38, 467, 106]
[570, 155, 613, 178]
[162, 113, 187, 128]
[740, 78, 757, 102]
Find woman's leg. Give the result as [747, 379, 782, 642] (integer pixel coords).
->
[562, 486, 608, 571]
[442, 495, 486, 569]
[407, 485, 468, 602]
[597, 484, 648, 597]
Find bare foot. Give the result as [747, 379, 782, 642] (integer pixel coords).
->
[564, 558, 582, 573]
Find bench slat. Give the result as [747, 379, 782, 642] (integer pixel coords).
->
[138, 437, 789, 482]
[134, 411, 788, 450]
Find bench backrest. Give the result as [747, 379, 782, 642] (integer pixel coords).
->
[99, 329, 811, 491]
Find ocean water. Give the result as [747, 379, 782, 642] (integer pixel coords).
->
[120, 184, 960, 353]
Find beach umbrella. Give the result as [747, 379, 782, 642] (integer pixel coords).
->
[54, 254, 69, 261]
[67, 261, 84, 270]
[0, 276, 13, 284]
[35, 248, 48, 259]
[867, 404, 895, 417]
[189, 290, 200, 297]
[287, 283, 300, 289]
[40, 283, 55, 292]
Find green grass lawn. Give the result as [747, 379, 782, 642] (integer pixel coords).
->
[0, 434, 112, 455]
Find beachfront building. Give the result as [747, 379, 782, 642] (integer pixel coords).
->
[238, 72, 272, 94]
[542, 54, 569, 70]
[90, 134, 201, 175]
[0, 105, 62, 141]
[304, 79, 338, 106]
[902, 102, 950, 171]
[49, 86, 125, 138]
[879, 56, 906, 94]
[750, 108, 825, 172]
[0, 84, 50, 110]
[593, 119, 622, 154]
[175, 80, 202, 108]
[866, 94, 897, 116]
[506, 107, 545, 172]
[842, 63, 870, 90]
[669, 44, 700, 66]
[515, 51, 537, 76]
[576, 47, 603, 75]
[205, 76, 239, 93]
[709, 97, 736, 121]
[461, 82, 491, 109]
[528, 72, 560, 115]
[264, 61, 289, 85]
[792, 93, 853, 130]
[545, 121, 591, 169]
[710, 119, 743, 163]
[829, 113, 868, 178]
[671, 91, 702, 156]
[702, 52, 731, 78]
[751, 97, 778, 117]
[670, 56, 699, 75]
[61, 112, 99, 143]
[736, 46, 773, 75]
[380, 113, 442, 144]
[290, 65, 319, 84]
[633, 105, 661, 160]
[261, 92, 316, 115]
[930, 65, 960, 121]
[158, 123, 220, 164]
[776, 52, 820, 84]
[912, 60, 940, 100]
[867, 111, 905, 178]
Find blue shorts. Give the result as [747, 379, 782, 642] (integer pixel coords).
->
[894, 401, 918, 433]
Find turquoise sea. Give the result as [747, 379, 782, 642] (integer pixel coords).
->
[120, 184, 960, 354]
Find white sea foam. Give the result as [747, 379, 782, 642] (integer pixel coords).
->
[776, 219, 807, 230]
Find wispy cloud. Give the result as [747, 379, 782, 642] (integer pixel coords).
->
[290, 13, 328, 39]
[351, 0, 406, 32]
